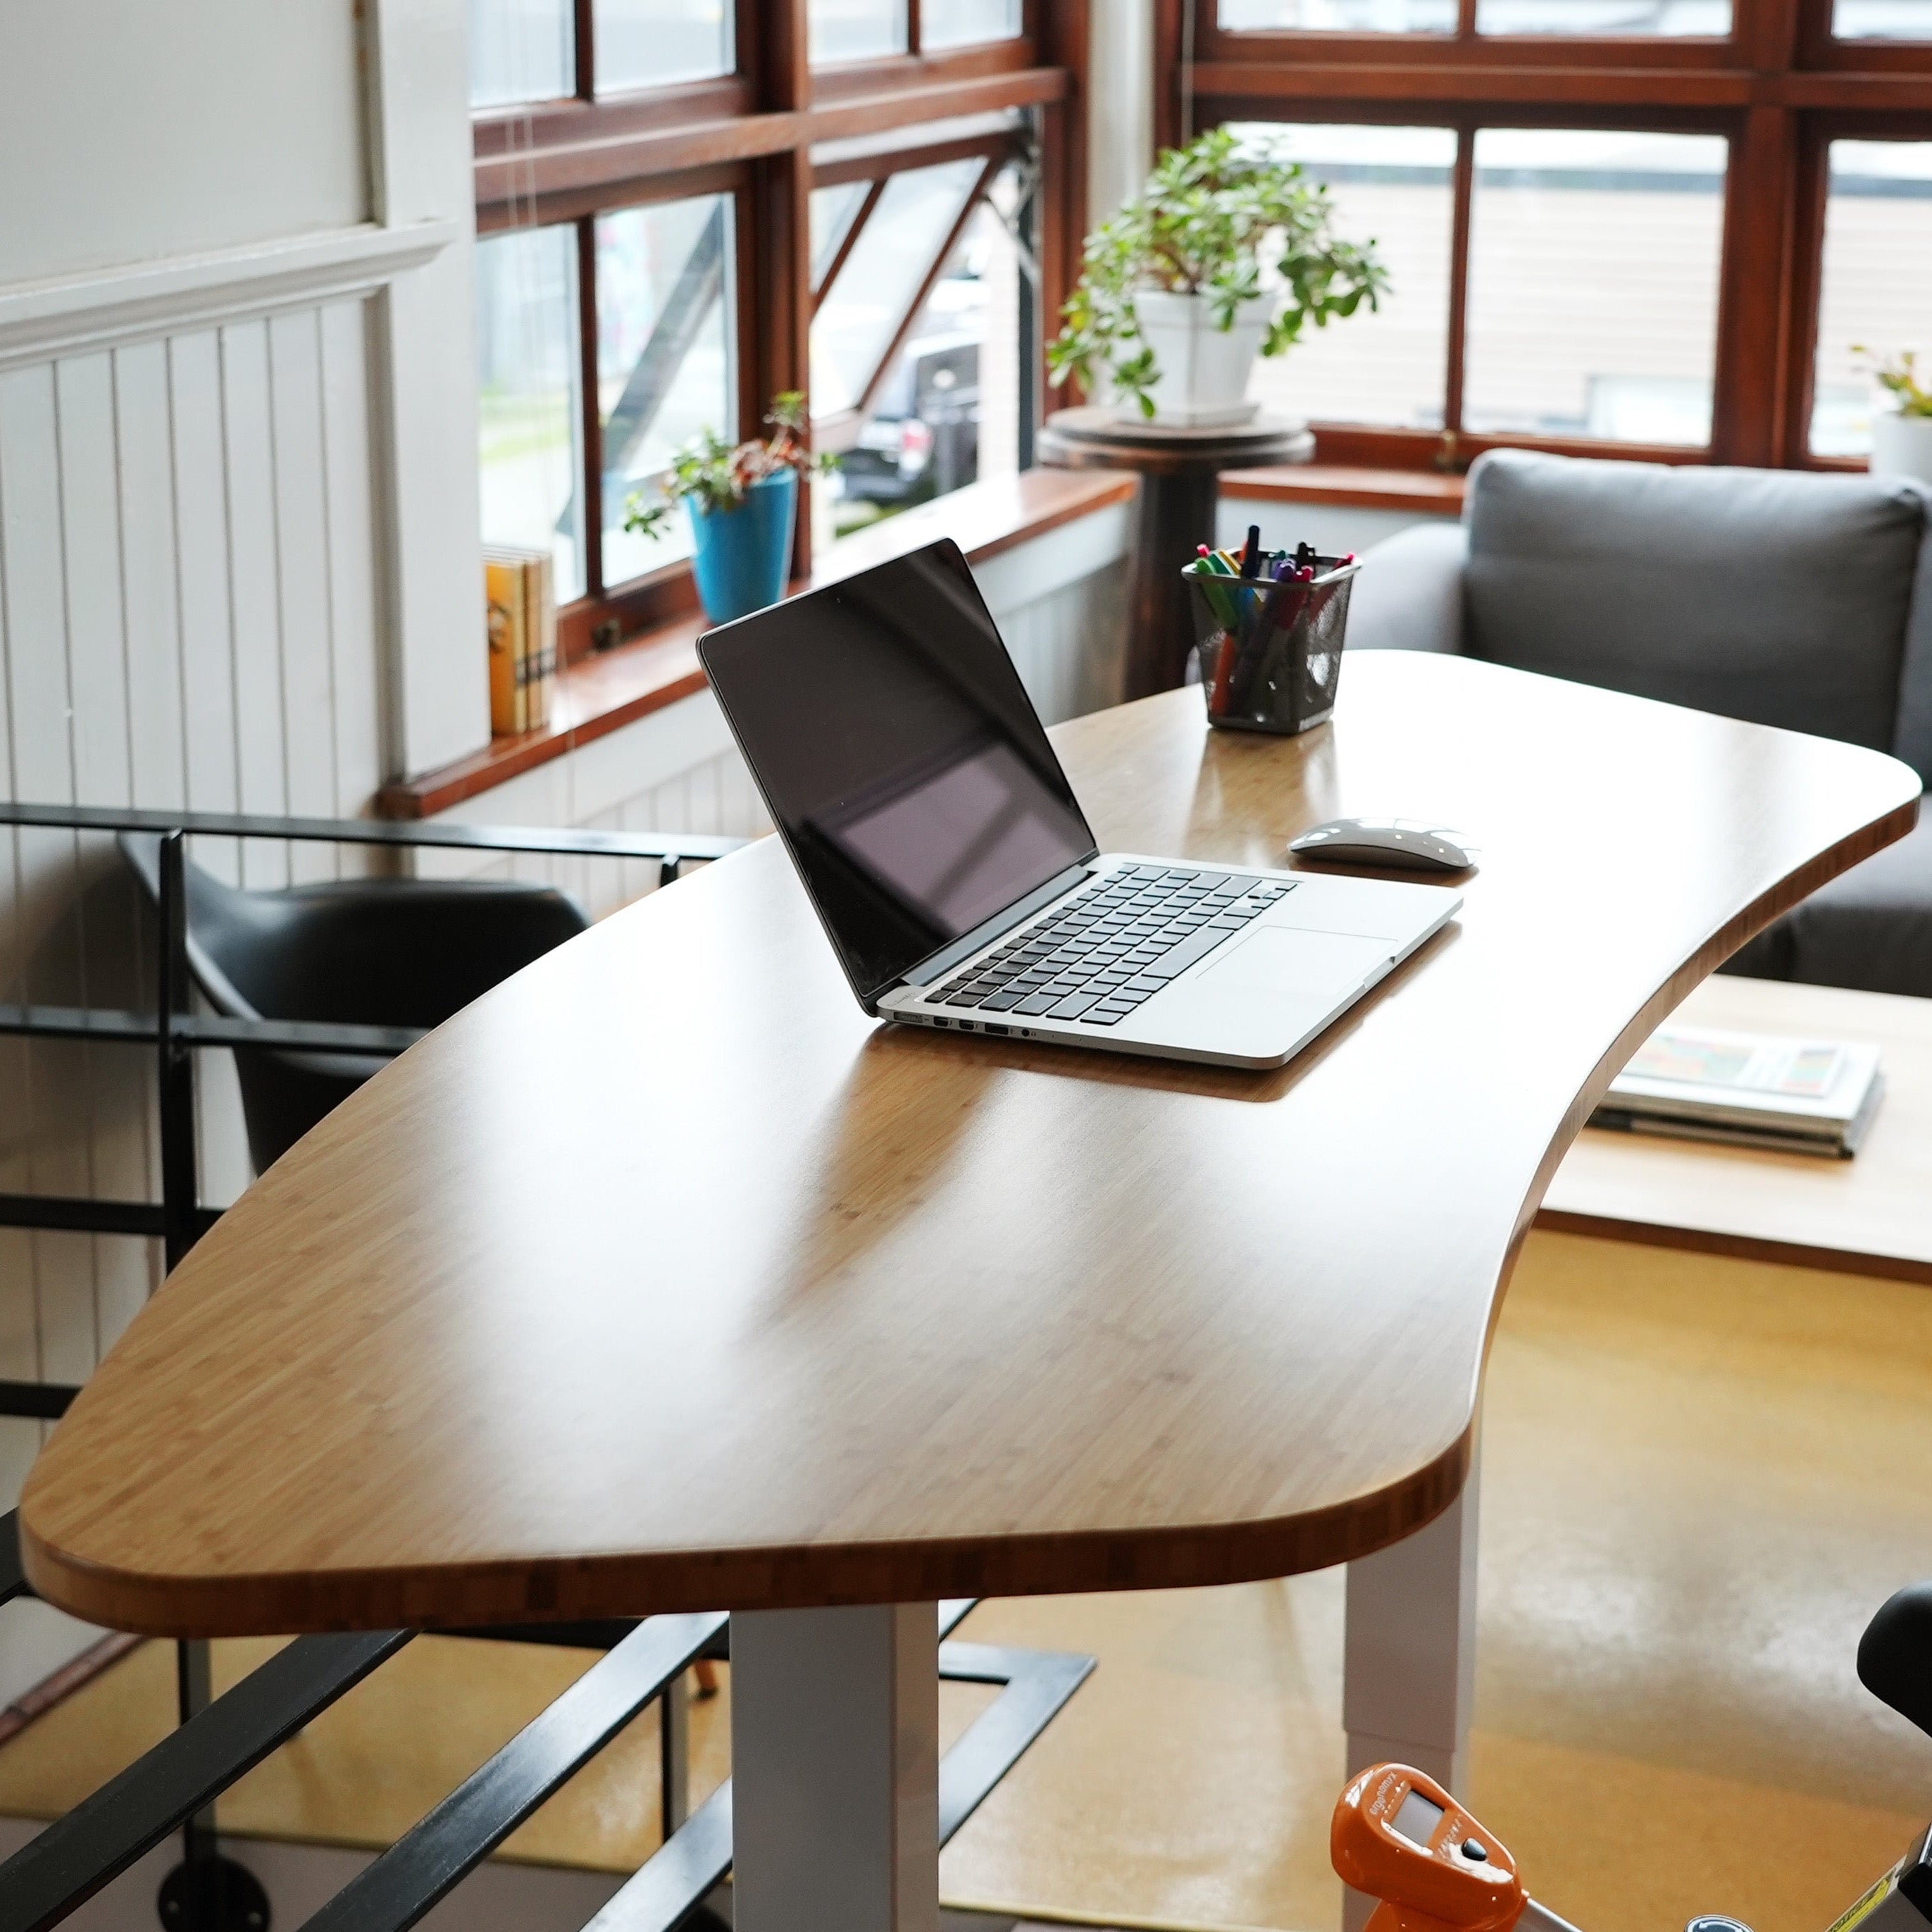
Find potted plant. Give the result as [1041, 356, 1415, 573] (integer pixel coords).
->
[1048, 127, 1390, 428]
[1858, 347, 1932, 485]
[625, 393, 834, 625]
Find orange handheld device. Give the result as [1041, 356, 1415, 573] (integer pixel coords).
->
[1332, 1764, 1581, 1932]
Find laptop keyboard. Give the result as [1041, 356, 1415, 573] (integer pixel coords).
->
[928, 865, 1297, 1028]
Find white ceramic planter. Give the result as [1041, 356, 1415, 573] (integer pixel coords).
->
[1130, 289, 1273, 429]
[1871, 409, 1932, 486]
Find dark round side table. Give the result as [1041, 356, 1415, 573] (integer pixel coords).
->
[1038, 406, 1314, 699]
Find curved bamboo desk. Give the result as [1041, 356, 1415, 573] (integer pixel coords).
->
[21, 652, 1920, 1932]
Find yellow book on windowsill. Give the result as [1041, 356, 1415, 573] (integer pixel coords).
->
[485, 550, 528, 737]
[484, 546, 556, 736]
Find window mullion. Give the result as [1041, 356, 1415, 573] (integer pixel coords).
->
[1442, 125, 1476, 447]
[909, 0, 925, 56]
[1710, 106, 1798, 465]
[575, 0, 595, 99]
[752, 0, 814, 577]
[577, 212, 605, 600]
[1782, 123, 1834, 466]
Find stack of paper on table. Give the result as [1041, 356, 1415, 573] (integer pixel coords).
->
[1591, 1023, 1883, 1157]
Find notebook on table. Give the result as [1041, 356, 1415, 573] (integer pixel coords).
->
[1593, 1023, 1883, 1157]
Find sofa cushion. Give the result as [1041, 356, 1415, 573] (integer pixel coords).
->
[1464, 449, 1929, 754]
[1344, 521, 1468, 655]
[1775, 817, 1932, 999]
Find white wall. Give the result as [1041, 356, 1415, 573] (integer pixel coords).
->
[0, 3, 368, 286]
[1218, 495, 1456, 559]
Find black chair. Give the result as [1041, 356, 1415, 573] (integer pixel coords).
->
[119, 833, 588, 1173]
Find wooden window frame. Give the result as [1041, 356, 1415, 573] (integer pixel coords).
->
[475, 0, 1090, 663]
[1157, 0, 1932, 474]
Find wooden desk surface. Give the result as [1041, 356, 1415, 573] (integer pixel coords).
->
[1543, 973, 1932, 1283]
[20, 654, 1919, 1638]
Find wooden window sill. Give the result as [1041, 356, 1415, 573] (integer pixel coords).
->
[1221, 464, 1467, 515]
[377, 469, 1138, 819]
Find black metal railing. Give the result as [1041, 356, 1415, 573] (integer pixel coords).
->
[0, 803, 1097, 1932]
[0, 1537, 1093, 1932]
[0, 801, 745, 1279]
[0, 802, 738, 1928]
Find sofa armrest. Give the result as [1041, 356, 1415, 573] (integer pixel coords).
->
[1893, 496, 1932, 785]
[1346, 521, 1469, 656]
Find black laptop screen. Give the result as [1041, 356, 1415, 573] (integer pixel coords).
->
[698, 541, 1098, 1005]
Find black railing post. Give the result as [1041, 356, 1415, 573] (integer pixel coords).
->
[174, 1637, 216, 1874]
[155, 830, 200, 1276]
[154, 829, 244, 1928]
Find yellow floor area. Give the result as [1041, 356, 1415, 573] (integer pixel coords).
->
[6, 1229, 1932, 1932]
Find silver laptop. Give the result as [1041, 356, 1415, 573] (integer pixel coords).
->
[697, 540, 1462, 1071]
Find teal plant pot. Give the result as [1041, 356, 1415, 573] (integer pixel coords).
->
[688, 470, 797, 625]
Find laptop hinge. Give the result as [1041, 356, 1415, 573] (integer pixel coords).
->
[899, 861, 1095, 990]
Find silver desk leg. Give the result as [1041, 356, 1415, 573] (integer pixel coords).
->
[1341, 1448, 1481, 1932]
[731, 1600, 940, 1932]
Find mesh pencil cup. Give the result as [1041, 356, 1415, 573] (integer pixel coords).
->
[1187, 556, 1359, 735]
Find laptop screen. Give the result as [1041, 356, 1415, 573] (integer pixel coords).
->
[699, 540, 1098, 1004]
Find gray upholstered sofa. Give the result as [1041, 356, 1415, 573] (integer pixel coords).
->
[1347, 448, 1932, 999]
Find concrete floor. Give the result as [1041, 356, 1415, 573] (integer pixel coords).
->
[5, 1228, 1931, 1932]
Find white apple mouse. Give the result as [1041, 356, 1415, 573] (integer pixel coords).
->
[1289, 817, 1474, 875]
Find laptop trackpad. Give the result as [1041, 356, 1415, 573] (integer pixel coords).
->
[1198, 927, 1393, 1002]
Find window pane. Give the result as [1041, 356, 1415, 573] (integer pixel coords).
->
[476, 225, 585, 602]
[1833, 0, 1932, 35]
[1812, 142, 1932, 458]
[597, 196, 738, 591]
[596, 0, 733, 92]
[922, 0, 1023, 47]
[1219, 0, 1456, 34]
[469, 0, 573, 108]
[826, 175, 1024, 537]
[810, 0, 908, 62]
[811, 158, 985, 416]
[1475, 0, 1728, 33]
[811, 182, 874, 292]
[1229, 124, 1454, 430]
[1463, 130, 1727, 446]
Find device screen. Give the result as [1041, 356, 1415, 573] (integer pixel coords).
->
[699, 541, 1097, 1004]
[1392, 1790, 1446, 1849]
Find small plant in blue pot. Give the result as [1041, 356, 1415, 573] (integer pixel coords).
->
[624, 393, 834, 626]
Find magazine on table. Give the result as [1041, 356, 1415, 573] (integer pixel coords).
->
[1590, 1023, 1883, 1158]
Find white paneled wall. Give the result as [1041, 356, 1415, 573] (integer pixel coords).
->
[0, 301, 387, 1576]
[999, 554, 1132, 728]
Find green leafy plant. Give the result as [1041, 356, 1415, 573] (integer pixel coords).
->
[1047, 127, 1390, 419]
[1857, 347, 1932, 419]
[624, 392, 835, 538]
